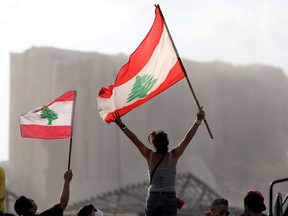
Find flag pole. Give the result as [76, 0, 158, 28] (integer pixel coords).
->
[68, 91, 77, 170]
[156, 4, 214, 139]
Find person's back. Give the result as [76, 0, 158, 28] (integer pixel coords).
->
[148, 152, 176, 193]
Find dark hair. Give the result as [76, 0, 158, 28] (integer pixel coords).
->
[211, 198, 229, 207]
[14, 196, 33, 215]
[148, 131, 169, 153]
[244, 190, 266, 213]
[77, 204, 96, 216]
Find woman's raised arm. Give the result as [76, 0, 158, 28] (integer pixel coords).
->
[113, 112, 151, 160]
[171, 107, 205, 160]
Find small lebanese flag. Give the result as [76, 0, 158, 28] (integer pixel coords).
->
[20, 90, 76, 139]
[97, 4, 186, 123]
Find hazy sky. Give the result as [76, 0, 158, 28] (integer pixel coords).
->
[1, 0, 288, 162]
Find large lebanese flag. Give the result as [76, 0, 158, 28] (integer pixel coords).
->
[97, 5, 186, 123]
[20, 90, 76, 139]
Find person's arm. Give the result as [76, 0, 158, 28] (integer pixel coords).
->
[171, 107, 205, 160]
[59, 170, 73, 210]
[113, 112, 151, 160]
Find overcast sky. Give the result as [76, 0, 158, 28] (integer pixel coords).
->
[1, 0, 288, 162]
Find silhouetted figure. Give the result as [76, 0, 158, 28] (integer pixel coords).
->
[204, 198, 230, 216]
[112, 107, 205, 216]
[14, 170, 73, 216]
[77, 204, 103, 216]
[238, 190, 267, 216]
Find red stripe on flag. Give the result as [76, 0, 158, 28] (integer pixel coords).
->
[56, 90, 75, 101]
[20, 125, 71, 139]
[39, 90, 75, 112]
[114, 7, 164, 86]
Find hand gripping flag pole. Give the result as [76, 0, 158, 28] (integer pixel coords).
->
[156, 4, 213, 139]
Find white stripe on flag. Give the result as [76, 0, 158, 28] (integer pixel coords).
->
[20, 101, 73, 126]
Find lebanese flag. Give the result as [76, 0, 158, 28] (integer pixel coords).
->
[97, 4, 186, 123]
[20, 90, 76, 139]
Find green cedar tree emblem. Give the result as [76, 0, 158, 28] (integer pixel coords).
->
[40, 107, 58, 125]
[126, 74, 157, 103]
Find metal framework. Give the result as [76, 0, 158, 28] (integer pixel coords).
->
[66, 172, 222, 215]
[6, 172, 242, 215]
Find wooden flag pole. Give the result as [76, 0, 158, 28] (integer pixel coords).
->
[68, 90, 77, 170]
[67, 137, 73, 170]
[183, 74, 214, 139]
[156, 4, 214, 139]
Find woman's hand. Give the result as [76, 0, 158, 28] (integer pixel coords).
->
[197, 106, 205, 121]
[112, 111, 124, 126]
